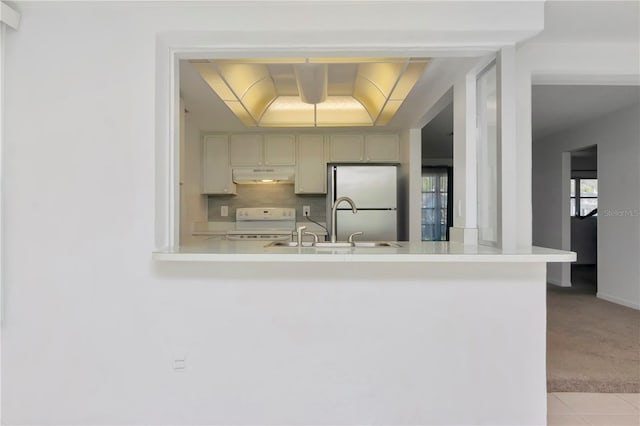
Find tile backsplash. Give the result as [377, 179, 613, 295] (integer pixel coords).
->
[207, 184, 327, 222]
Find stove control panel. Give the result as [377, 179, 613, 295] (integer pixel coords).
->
[236, 207, 296, 221]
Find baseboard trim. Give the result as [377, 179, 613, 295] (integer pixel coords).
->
[597, 292, 640, 310]
[548, 278, 571, 287]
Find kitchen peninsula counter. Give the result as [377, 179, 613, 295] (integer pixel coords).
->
[152, 239, 575, 426]
[152, 241, 574, 425]
[153, 240, 575, 263]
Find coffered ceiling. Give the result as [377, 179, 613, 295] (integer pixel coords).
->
[186, 58, 428, 129]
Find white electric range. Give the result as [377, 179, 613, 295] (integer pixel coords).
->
[225, 207, 296, 241]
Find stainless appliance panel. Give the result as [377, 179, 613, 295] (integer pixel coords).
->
[336, 210, 397, 241]
[334, 166, 397, 209]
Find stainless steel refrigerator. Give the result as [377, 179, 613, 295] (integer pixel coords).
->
[327, 164, 398, 241]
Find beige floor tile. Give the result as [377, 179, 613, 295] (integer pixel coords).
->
[547, 414, 589, 425]
[580, 414, 640, 426]
[555, 393, 639, 414]
[616, 394, 640, 409]
[549, 393, 576, 414]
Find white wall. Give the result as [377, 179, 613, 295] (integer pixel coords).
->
[398, 128, 421, 242]
[421, 102, 453, 166]
[417, 59, 483, 246]
[1, 2, 548, 424]
[533, 103, 640, 308]
[516, 40, 640, 250]
[179, 111, 207, 245]
[516, 30, 640, 300]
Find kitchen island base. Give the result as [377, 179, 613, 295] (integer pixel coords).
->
[153, 260, 550, 425]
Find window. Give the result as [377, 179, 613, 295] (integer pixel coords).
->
[421, 168, 451, 241]
[570, 178, 598, 217]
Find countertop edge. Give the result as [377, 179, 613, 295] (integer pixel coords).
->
[152, 251, 576, 263]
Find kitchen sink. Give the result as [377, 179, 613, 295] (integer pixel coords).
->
[313, 242, 354, 248]
[265, 241, 401, 248]
[353, 241, 401, 247]
[266, 241, 314, 248]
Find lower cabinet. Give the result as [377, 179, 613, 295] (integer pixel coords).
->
[202, 135, 236, 194]
[295, 135, 326, 194]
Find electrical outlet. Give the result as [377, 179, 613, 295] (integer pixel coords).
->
[173, 355, 186, 372]
[303, 206, 310, 217]
[221, 205, 228, 217]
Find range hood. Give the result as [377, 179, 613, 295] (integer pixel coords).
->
[232, 167, 295, 184]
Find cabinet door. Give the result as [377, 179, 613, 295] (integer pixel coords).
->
[202, 135, 235, 194]
[329, 134, 364, 162]
[264, 134, 296, 165]
[230, 134, 263, 166]
[364, 134, 399, 162]
[296, 135, 326, 194]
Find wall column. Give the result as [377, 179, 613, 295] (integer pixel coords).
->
[515, 58, 533, 248]
[0, 3, 21, 424]
[497, 46, 519, 249]
[450, 71, 478, 245]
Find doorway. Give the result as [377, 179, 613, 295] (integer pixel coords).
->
[420, 102, 454, 241]
[421, 167, 453, 241]
[570, 146, 598, 294]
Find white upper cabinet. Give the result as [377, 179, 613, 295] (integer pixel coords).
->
[230, 134, 263, 166]
[329, 134, 399, 162]
[202, 135, 236, 194]
[203, 132, 399, 196]
[264, 134, 296, 165]
[329, 135, 364, 162]
[296, 135, 326, 194]
[230, 134, 296, 166]
[364, 134, 399, 162]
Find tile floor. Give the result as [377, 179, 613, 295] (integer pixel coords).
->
[548, 393, 640, 425]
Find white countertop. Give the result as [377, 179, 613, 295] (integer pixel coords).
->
[153, 241, 576, 263]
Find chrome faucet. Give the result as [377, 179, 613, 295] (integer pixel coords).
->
[297, 225, 319, 246]
[330, 196, 357, 243]
[296, 225, 307, 247]
[348, 231, 363, 244]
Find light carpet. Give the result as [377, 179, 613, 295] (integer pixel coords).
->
[547, 267, 640, 393]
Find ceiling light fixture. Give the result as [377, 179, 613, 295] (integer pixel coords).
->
[192, 57, 428, 127]
[294, 63, 328, 104]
